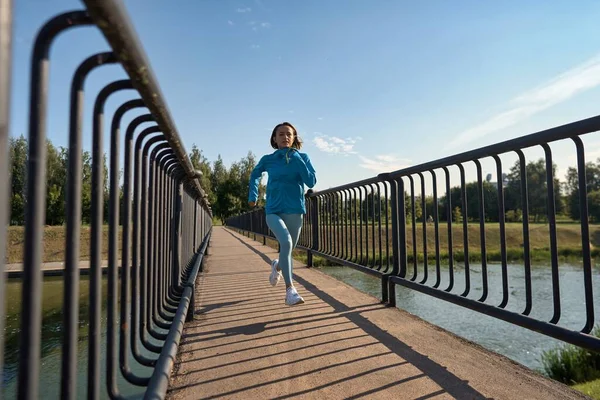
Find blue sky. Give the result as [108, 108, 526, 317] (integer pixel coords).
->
[9, 0, 600, 192]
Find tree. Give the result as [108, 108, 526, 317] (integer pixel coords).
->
[587, 190, 600, 222]
[208, 152, 264, 222]
[45, 141, 67, 225]
[506, 158, 563, 222]
[81, 150, 93, 224]
[564, 160, 600, 221]
[189, 144, 215, 204]
[10, 135, 28, 225]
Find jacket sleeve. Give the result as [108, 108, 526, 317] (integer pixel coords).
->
[294, 152, 317, 188]
[248, 156, 266, 202]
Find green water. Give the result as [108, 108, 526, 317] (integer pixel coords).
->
[2, 276, 159, 400]
[318, 261, 600, 372]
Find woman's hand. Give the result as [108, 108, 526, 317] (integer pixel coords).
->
[248, 201, 256, 208]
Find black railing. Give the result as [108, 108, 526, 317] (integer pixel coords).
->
[226, 117, 600, 354]
[1, 1, 212, 399]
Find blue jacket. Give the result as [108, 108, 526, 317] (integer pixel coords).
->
[248, 147, 317, 215]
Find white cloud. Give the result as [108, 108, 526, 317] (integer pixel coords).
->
[249, 21, 270, 31]
[227, 20, 234, 26]
[449, 54, 600, 149]
[250, 44, 260, 49]
[358, 155, 410, 173]
[236, 7, 251, 12]
[312, 135, 359, 155]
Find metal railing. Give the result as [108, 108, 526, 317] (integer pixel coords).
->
[1, 1, 212, 399]
[226, 118, 600, 354]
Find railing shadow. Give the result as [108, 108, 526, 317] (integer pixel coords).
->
[194, 228, 491, 400]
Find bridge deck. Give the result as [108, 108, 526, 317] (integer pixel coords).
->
[167, 227, 585, 400]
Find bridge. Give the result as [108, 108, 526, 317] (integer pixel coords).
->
[0, 1, 598, 400]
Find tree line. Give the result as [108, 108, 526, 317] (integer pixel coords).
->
[9, 134, 600, 226]
[321, 158, 600, 224]
[9, 135, 263, 226]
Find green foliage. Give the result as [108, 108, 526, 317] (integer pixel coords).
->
[541, 326, 600, 385]
[588, 190, 600, 222]
[209, 151, 264, 222]
[452, 206, 462, 223]
[573, 379, 600, 399]
[505, 209, 522, 223]
[565, 160, 600, 221]
[7, 136, 595, 232]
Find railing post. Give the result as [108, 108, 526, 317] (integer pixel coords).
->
[173, 178, 183, 290]
[308, 195, 319, 268]
[193, 201, 197, 251]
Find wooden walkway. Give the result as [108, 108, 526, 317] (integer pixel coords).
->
[167, 227, 587, 400]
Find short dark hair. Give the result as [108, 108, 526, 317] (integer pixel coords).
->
[270, 122, 303, 150]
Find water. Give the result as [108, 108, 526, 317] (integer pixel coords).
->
[318, 262, 600, 372]
[2, 276, 160, 400]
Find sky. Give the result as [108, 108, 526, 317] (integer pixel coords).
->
[8, 0, 600, 194]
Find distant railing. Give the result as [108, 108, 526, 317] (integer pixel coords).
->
[0, 1, 212, 399]
[226, 118, 600, 354]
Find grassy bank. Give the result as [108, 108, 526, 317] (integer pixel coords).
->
[238, 222, 600, 267]
[6, 222, 600, 264]
[6, 226, 122, 264]
[574, 379, 600, 399]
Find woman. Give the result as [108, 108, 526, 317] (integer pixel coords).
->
[248, 122, 317, 305]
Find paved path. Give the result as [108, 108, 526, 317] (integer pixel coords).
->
[167, 226, 588, 400]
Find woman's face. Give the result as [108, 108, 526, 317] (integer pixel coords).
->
[275, 125, 295, 149]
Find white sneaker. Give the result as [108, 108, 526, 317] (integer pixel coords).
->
[285, 286, 305, 306]
[269, 259, 282, 286]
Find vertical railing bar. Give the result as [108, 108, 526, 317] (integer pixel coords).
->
[541, 144, 561, 324]
[384, 183, 390, 273]
[360, 187, 365, 265]
[134, 128, 163, 360]
[352, 188, 358, 263]
[409, 176, 417, 281]
[89, 79, 133, 400]
[377, 184, 382, 270]
[335, 192, 340, 258]
[149, 152, 161, 331]
[115, 101, 150, 385]
[515, 150, 532, 316]
[107, 100, 124, 398]
[143, 139, 155, 348]
[571, 137, 595, 333]
[398, 178, 407, 279]
[474, 160, 487, 301]
[157, 161, 166, 320]
[0, 1, 11, 395]
[363, 186, 369, 265]
[330, 193, 334, 256]
[18, 12, 91, 400]
[60, 52, 116, 400]
[418, 172, 428, 284]
[370, 184, 376, 269]
[142, 137, 166, 350]
[457, 163, 470, 297]
[492, 155, 509, 309]
[443, 166, 454, 292]
[320, 194, 325, 255]
[430, 170, 441, 288]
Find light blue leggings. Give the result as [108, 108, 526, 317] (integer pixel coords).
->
[266, 213, 303, 286]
